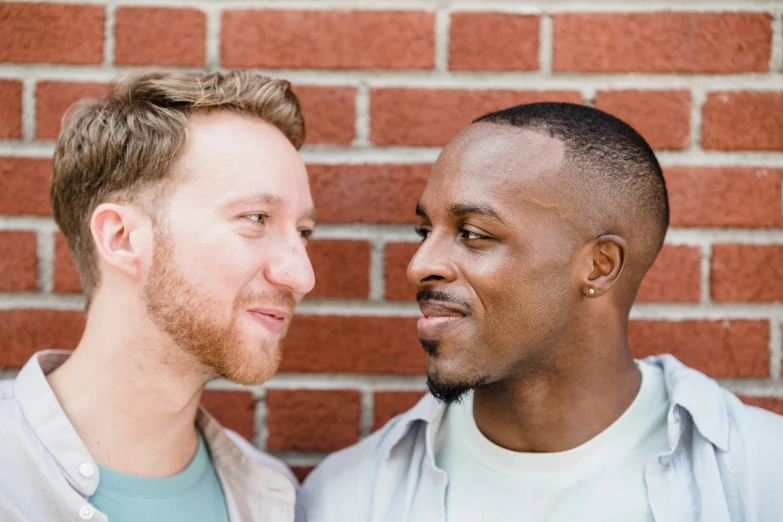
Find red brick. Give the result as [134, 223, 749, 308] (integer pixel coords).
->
[0, 231, 37, 292]
[114, 7, 206, 66]
[266, 389, 361, 451]
[666, 167, 782, 228]
[290, 466, 315, 483]
[373, 391, 426, 431]
[554, 13, 771, 73]
[636, 245, 701, 303]
[594, 90, 691, 150]
[0, 80, 22, 138]
[36, 81, 110, 139]
[740, 396, 783, 416]
[222, 10, 434, 69]
[0, 3, 104, 64]
[281, 316, 424, 374]
[200, 390, 256, 442]
[54, 234, 82, 294]
[702, 92, 783, 151]
[371, 88, 582, 146]
[307, 240, 370, 299]
[0, 310, 85, 369]
[711, 245, 783, 302]
[309, 164, 430, 224]
[0, 157, 52, 216]
[629, 320, 769, 378]
[295, 86, 356, 145]
[385, 242, 419, 301]
[449, 13, 539, 71]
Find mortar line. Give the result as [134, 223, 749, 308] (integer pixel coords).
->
[253, 392, 269, 450]
[352, 83, 370, 146]
[770, 316, 782, 381]
[368, 237, 386, 301]
[539, 13, 553, 75]
[36, 230, 55, 294]
[103, 3, 117, 67]
[2, 66, 783, 89]
[21, 78, 36, 141]
[204, 4, 222, 70]
[770, 10, 783, 73]
[700, 243, 712, 304]
[434, 8, 451, 72]
[689, 88, 707, 153]
[360, 389, 374, 438]
[8, 0, 782, 12]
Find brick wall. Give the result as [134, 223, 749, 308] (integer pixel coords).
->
[0, 1, 781, 478]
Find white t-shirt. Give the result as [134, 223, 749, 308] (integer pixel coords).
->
[434, 360, 670, 522]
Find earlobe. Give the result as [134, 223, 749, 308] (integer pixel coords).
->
[583, 234, 628, 297]
[90, 203, 144, 279]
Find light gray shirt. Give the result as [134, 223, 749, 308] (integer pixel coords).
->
[0, 350, 298, 522]
[297, 355, 783, 522]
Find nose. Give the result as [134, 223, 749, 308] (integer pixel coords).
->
[407, 231, 458, 286]
[265, 233, 316, 297]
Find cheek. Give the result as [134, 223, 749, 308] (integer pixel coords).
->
[468, 246, 573, 341]
[170, 231, 265, 292]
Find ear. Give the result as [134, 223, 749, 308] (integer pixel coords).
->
[581, 234, 628, 298]
[90, 203, 149, 280]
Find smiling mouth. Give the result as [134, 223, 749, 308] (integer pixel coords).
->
[247, 309, 288, 335]
[416, 300, 468, 338]
[417, 314, 465, 337]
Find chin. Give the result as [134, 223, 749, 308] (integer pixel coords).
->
[217, 335, 283, 386]
[425, 351, 489, 405]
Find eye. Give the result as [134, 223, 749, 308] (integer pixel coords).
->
[299, 228, 313, 240]
[414, 226, 430, 240]
[245, 213, 267, 224]
[459, 229, 490, 241]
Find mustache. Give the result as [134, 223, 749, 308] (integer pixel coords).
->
[416, 289, 471, 311]
[234, 291, 297, 313]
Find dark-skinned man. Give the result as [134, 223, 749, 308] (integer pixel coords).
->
[296, 103, 783, 522]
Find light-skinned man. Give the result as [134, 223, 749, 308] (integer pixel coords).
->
[0, 70, 316, 522]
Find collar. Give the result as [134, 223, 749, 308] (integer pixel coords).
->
[643, 354, 730, 452]
[383, 354, 730, 462]
[13, 350, 296, 509]
[13, 350, 99, 497]
[197, 408, 296, 507]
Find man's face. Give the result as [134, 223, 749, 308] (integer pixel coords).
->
[408, 123, 587, 403]
[143, 111, 315, 385]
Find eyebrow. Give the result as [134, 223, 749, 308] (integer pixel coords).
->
[447, 204, 506, 224]
[219, 193, 317, 222]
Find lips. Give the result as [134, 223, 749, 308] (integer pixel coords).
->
[247, 307, 290, 336]
[417, 300, 468, 338]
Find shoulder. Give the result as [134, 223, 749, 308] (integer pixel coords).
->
[225, 429, 299, 490]
[0, 378, 15, 401]
[297, 397, 436, 522]
[296, 426, 388, 521]
[722, 390, 783, 455]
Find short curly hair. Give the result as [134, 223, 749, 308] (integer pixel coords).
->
[51, 69, 305, 307]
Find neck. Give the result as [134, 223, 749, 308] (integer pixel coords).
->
[47, 291, 210, 477]
[472, 321, 640, 453]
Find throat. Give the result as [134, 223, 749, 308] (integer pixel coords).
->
[471, 358, 642, 453]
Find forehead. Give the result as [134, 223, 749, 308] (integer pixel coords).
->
[423, 123, 567, 216]
[170, 111, 311, 210]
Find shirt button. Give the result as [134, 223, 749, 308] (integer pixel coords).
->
[79, 504, 95, 519]
[659, 455, 670, 467]
[673, 407, 682, 422]
[79, 462, 95, 478]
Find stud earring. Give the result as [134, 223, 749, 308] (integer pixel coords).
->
[588, 288, 595, 295]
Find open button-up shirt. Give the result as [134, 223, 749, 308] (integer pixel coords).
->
[298, 355, 783, 522]
[0, 351, 297, 522]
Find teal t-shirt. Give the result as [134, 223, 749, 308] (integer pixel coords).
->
[89, 432, 230, 522]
